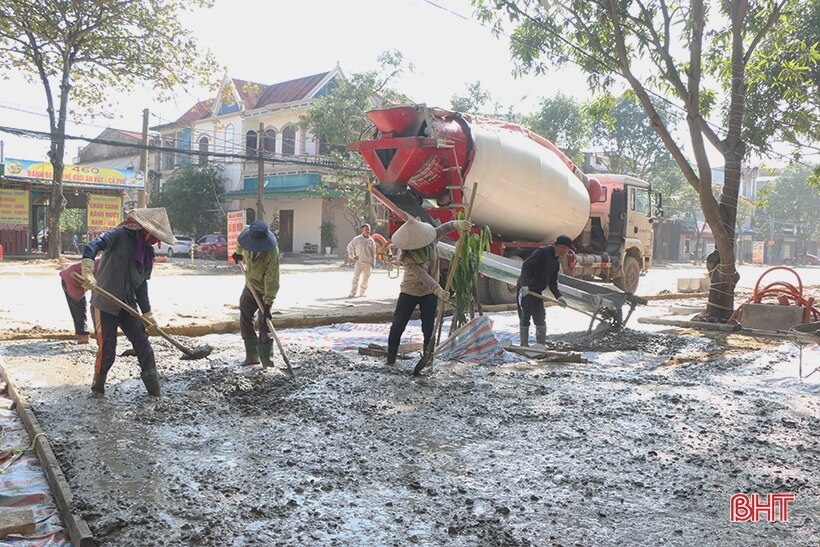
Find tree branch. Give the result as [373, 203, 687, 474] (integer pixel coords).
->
[743, 0, 786, 65]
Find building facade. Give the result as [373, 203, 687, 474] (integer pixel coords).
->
[151, 67, 358, 255]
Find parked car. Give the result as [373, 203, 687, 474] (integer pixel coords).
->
[152, 234, 194, 258]
[194, 234, 228, 260]
[785, 253, 819, 266]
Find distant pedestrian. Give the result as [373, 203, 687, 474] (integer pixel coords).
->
[70, 232, 81, 254]
[516, 235, 572, 347]
[232, 220, 280, 368]
[59, 258, 100, 344]
[385, 218, 470, 366]
[78, 208, 174, 396]
[346, 223, 376, 298]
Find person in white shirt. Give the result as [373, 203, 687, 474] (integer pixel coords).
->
[346, 223, 376, 298]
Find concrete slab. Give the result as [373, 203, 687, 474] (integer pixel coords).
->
[741, 303, 807, 331]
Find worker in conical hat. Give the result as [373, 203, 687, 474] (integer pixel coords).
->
[78, 207, 174, 396]
[232, 220, 280, 368]
[385, 217, 471, 367]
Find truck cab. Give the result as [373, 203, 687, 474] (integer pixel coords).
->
[575, 174, 656, 293]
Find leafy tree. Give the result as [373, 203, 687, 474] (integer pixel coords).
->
[0, 0, 217, 258]
[301, 50, 413, 232]
[522, 92, 589, 163]
[451, 80, 494, 114]
[151, 164, 226, 237]
[756, 163, 820, 255]
[475, 0, 820, 321]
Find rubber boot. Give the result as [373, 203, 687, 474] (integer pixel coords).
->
[258, 341, 274, 369]
[239, 339, 260, 366]
[535, 326, 547, 345]
[386, 345, 399, 366]
[140, 368, 161, 397]
[519, 326, 530, 347]
[91, 373, 106, 394]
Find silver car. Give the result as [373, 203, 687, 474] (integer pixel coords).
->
[153, 234, 194, 257]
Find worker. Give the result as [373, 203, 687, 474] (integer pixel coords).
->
[346, 223, 376, 298]
[78, 208, 174, 396]
[232, 220, 280, 368]
[385, 217, 471, 366]
[516, 235, 573, 347]
[58, 258, 100, 344]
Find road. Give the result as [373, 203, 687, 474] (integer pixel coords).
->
[1, 257, 818, 337]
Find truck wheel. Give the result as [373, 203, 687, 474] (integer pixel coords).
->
[615, 256, 640, 294]
[476, 275, 493, 305]
[488, 278, 517, 304]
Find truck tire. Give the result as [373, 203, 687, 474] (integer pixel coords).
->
[615, 255, 640, 294]
[476, 275, 493, 305]
[488, 278, 518, 304]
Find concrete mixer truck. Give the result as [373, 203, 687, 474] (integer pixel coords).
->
[350, 104, 660, 304]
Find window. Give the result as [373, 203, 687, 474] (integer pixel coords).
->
[318, 134, 331, 156]
[597, 186, 608, 203]
[246, 130, 258, 157]
[224, 124, 234, 157]
[162, 135, 175, 170]
[198, 136, 209, 165]
[263, 129, 277, 155]
[634, 189, 650, 214]
[281, 126, 295, 156]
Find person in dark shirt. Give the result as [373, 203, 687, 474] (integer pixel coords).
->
[78, 208, 174, 396]
[515, 235, 574, 347]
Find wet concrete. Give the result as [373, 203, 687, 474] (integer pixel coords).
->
[0, 333, 818, 546]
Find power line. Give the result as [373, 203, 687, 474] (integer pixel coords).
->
[0, 124, 369, 172]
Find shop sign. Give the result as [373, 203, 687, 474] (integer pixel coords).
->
[0, 188, 29, 229]
[4, 158, 143, 188]
[87, 194, 123, 230]
[752, 241, 765, 264]
[227, 210, 246, 263]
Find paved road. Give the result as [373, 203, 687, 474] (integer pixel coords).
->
[1, 258, 817, 336]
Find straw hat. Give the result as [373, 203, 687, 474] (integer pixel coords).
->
[390, 218, 436, 250]
[126, 208, 174, 245]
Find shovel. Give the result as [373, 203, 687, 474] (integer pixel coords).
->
[237, 261, 294, 378]
[71, 273, 213, 360]
[413, 183, 479, 376]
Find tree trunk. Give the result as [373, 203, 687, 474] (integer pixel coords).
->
[47, 140, 65, 259]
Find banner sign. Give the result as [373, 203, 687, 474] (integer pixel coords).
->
[0, 189, 29, 229]
[752, 241, 765, 264]
[4, 158, 143, 188]
[227, 210, 246, 263]
[87, 194, 122, 230]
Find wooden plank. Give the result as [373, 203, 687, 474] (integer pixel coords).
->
[504, 345, 587, 363]
[0, 368, 95, 547]
[0, 508, 36, 539]
[638, 316, 739, 332]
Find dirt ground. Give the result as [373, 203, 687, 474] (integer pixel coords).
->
[1, 327, 817, 546]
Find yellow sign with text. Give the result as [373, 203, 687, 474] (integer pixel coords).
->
[87, 194, 122, 230]
[0, 189, 29, 228]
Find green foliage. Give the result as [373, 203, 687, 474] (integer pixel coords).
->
[59, 208, 85, 234]
[450, 223, 492, 331]
[301, 50, 413, 231]
[756, 163, 820, 241]
[152, 164, 226, 237]
[451, 81, 494, 114]
[320, 221, 338, 250]
[522, 92, 589, 163]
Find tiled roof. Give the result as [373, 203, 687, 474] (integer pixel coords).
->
[254, 71, 330, 108]
[112, 129, 143, 141]
[232, 78, 268, 108]
[176, 99, 214, 123]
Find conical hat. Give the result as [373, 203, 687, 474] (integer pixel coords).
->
[390, 218, 436, 250]
[126, 208, 174, 244]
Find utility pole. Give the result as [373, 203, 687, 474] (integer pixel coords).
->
[256, 122, 265, 221]
[137, 108, 149, 208]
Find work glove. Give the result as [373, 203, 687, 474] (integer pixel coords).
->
[80, 258, 96, 291]
[557, 297, 568, 308]
[263, 303, 272, 320]
[454, 220, 472, 232]
[434, 286, 451, 302]
[142, 311, 159, 336]
[518, 285, 529, 302]
[231, 252, 243, 264]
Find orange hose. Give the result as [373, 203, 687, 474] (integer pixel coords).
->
[730, 266, 819, 324]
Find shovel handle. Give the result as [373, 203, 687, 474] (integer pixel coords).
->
[71, 272, 193, 356]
